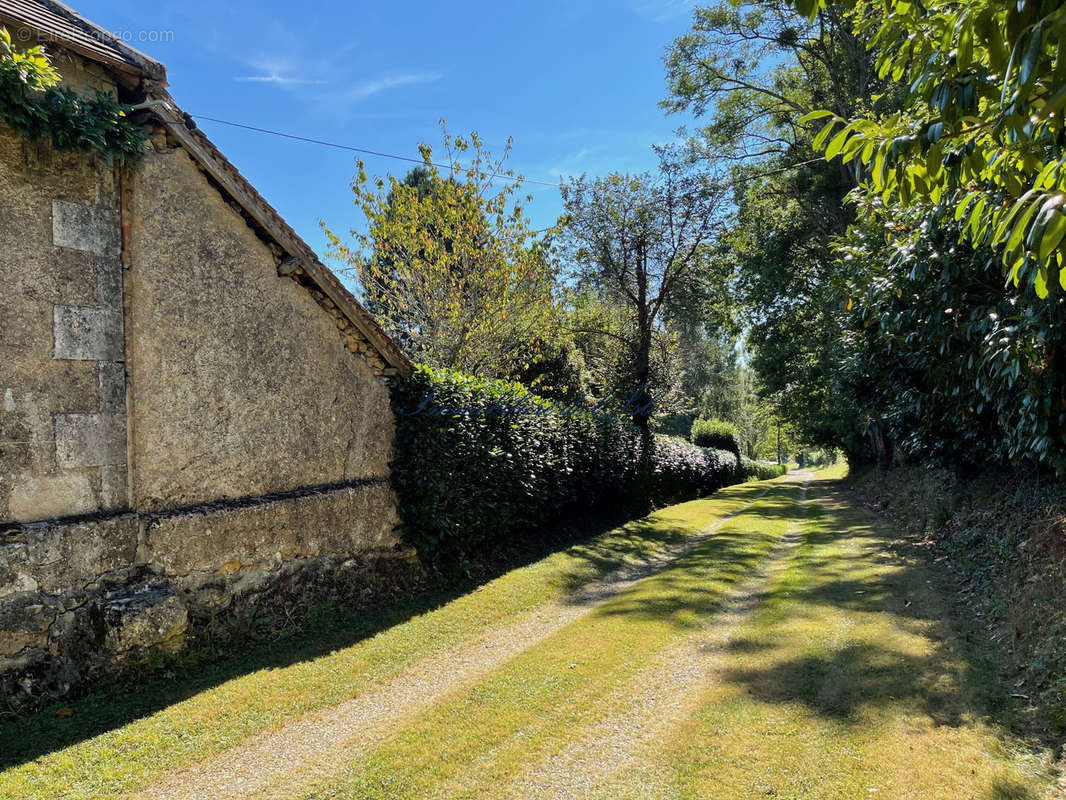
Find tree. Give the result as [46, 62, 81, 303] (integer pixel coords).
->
[662, 0, 895, 450]
[560, 149, 727, 427]
[324, 125, 563, 378]
[801, 0, 1066, 297]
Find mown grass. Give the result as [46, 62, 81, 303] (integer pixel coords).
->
[6, 471, 1051, 800]
[0, 478, 779, 800]
[591, 474, 1057, 799]
[251, 483, 803, 800]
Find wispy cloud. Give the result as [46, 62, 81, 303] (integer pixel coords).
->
[233, 63, 442, 111]
[234, 73, 326, 87]
[547, 147, 591, 179]
[344, 72, 442, 103]
[234, 58, 326, 87]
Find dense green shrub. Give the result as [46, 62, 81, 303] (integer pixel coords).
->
[391, 366, 739, 560]
[651, 434, 738, 502]
[821, 201, 1066, 472]
[740, 457, 787, 481]
[690, 418, 742, 459]
[0, 28, 146, 162]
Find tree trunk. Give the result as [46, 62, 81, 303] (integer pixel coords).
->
[632, 327, 653, 430]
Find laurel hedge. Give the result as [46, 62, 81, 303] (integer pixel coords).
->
[690, 418, 742, 459]
[740, 457, 787, 481]
[390, 366, 740, 559]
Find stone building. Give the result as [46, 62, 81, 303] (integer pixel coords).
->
[0, 0, 413, 704]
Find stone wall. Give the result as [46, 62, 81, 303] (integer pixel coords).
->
[0, 117, 128, 525]
[0, 482, 409, 703]
[126, 145, 392, 510]
[0, 50, 410, 708]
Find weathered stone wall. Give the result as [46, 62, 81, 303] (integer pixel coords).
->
[0, 482, 408, 703]
[0, 128, 128, 525]
[126, 145, 393, 510]
[0, 50, 409, 708]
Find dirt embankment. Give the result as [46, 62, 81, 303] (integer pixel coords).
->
[850, 465, 1066, 746]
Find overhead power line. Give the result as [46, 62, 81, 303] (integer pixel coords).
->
[187, 112, 826, 191]
[187, 113, 564, 188]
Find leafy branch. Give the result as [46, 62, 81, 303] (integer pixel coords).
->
[0, 27, 146, 162]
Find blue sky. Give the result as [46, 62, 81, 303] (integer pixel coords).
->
[77, 0, 700, 272]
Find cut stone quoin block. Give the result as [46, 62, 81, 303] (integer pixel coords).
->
[51, 199, 120, 257]
[53, 305, 124, 361]
[99, 361, 126, 412]
[95, 256, 124, 308]
[99, 465, 129, 509]
[54, 412, 127, 468]
[6, 473, 97, 522]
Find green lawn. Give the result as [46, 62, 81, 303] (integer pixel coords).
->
[0, 472, 1058, 800]
[0, 479, 776, 800]
[595, 477, 1055, 799]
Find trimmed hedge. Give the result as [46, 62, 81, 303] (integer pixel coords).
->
[741, 456, 787, 481]
[390, 366, 739, 559]
[691, 418, 742, 459]
[651, 433, 739, 502]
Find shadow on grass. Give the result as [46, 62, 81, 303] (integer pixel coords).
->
[720, 640, 966, 725]
[712, 478, 1061, 764]
[559, 484, 798, 629]
[586, 529, 776, 624]
[0, 500, 642, 771]
[0, 591, 481, 771]
[989, 776, 1043, 800]
[548, 481, 788, 598]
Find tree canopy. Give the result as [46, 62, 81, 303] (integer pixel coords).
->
[801, 0, 1066, 297]
[324, 0, 1066, 474]
[324, 125, 562, 380]
[560, 149, 727, 426]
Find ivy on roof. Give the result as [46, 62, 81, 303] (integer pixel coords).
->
[0, 27, 145, 162]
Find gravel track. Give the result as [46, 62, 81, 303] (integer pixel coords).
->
[131, 481, 786, 800]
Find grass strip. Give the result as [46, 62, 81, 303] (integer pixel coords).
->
[0, 479, 780, 800]
[262, 484, 801, 800]
[609, 475, 1056, 800]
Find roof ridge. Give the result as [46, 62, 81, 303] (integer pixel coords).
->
[0, 0, 166, 80]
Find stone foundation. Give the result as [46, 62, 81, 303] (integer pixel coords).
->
[0, 481, 419, 710]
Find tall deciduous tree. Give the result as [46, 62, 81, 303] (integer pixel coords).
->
[662, 0, 896, 449]
[560, 149, 726, 427]
[324, 126, 563, 378]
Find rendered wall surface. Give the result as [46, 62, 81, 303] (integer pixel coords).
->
[126, 146, 394, 511]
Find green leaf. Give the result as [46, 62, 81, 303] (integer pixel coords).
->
[798, 109, 836, 124]
[1018, 23, 1044, 91]
[1035, 264, 1049, 297]
[812, 119, 839, 151]
[1005, 199, 1040, 255]
[1038, 209, 1066, 262]
[824, 127, 852, 160]
[957, 15, 973, 70]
